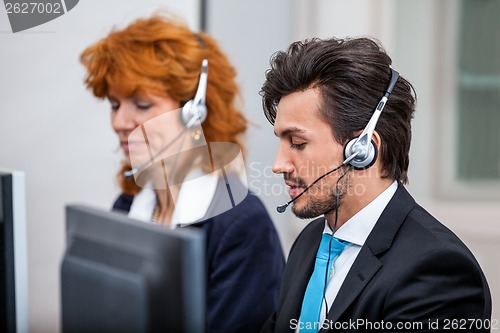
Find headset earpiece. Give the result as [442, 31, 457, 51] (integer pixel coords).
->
[181, 99, 207, 127]
[181, 59, 208, 128]
[344, 138, 378, 170]
[341, 68, 399, 170]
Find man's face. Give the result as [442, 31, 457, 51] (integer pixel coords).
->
[272, 88, 348, 219]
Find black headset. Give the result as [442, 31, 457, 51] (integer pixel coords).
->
[342, 68, 399, 170]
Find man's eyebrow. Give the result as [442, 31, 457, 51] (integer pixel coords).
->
[273, 127, 307, 138]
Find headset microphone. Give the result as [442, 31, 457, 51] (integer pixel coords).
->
[123, 127, 190, 178]
[277, 68, 399, 213]
[276, 153, 359, 213]
[124, 59, 209, 179]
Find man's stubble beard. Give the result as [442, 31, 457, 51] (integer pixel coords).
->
[291, 181, 347, 219]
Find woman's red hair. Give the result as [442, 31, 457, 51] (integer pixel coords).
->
[80, 15, 247, 195]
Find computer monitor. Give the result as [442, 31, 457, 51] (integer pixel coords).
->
[0, 170, 29, 333]
[61, 205, 205, 333]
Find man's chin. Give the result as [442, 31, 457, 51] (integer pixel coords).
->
[291, 204, 323, 220]
[291, 196, 338, 220]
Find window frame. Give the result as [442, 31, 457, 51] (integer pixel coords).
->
[435, 0, 500, 200]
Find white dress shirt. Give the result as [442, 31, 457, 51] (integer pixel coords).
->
[128, 169, 220, 229]
[316, 181, 398, 325]
[128, 166, 248, 228]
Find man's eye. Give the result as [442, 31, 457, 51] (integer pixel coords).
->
[291, 143, 306, 149]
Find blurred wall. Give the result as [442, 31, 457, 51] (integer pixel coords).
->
[206, 0, 299, 254]
[0, 1, 200, 332]
[394, 0, 500, 323]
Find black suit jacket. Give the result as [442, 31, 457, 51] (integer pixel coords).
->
[262, 184, 491, 332]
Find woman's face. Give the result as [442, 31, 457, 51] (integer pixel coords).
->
[108, 90, 208, 188]
[108, 91, 181, 155]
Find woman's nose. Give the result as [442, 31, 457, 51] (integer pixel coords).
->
[111, 105, 136, 133]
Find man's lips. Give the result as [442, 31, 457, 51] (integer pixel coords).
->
[285, 180, 306, 198]
[288, 186, 304, 198]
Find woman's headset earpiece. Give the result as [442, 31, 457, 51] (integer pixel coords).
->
[181, 33, 209, 129]
[181, 59, 208, 128]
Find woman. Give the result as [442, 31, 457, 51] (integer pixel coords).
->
[80, 15, 284, 333]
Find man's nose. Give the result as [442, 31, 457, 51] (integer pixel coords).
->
[272, 145, 294, 175]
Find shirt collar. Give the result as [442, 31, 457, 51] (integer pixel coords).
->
[323, 181, 398, 246]
[171, 169, 219, 228]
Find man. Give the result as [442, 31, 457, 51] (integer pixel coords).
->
[260, 37, 491, 332]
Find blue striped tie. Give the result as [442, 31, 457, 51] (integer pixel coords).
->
[299, 234, 347, 332]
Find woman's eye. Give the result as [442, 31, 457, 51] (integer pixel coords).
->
[110, 103, 119, 111]
[136, 103, 153, 110]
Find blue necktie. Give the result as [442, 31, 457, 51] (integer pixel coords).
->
[299, 234, 348, 332]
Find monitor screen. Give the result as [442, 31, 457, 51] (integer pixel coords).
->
[0, 170, 29, 333]
[61, 205, 205, 333]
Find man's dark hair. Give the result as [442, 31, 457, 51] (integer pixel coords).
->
[260, 37, 416, 184]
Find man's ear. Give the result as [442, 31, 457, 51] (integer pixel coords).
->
[372, 130, 382, 151]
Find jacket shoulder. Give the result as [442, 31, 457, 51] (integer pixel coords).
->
[112, 193, 134, 212]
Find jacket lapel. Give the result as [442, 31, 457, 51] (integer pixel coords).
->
[324, 246, 382, 324]
[277, 219, 324, 332]
[324, 184, 416, 325]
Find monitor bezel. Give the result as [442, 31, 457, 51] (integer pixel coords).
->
[0, 170, 29, 333]
[61, 204, 205, 333]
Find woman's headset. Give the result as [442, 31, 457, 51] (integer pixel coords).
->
[180, 59, 208, 129]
